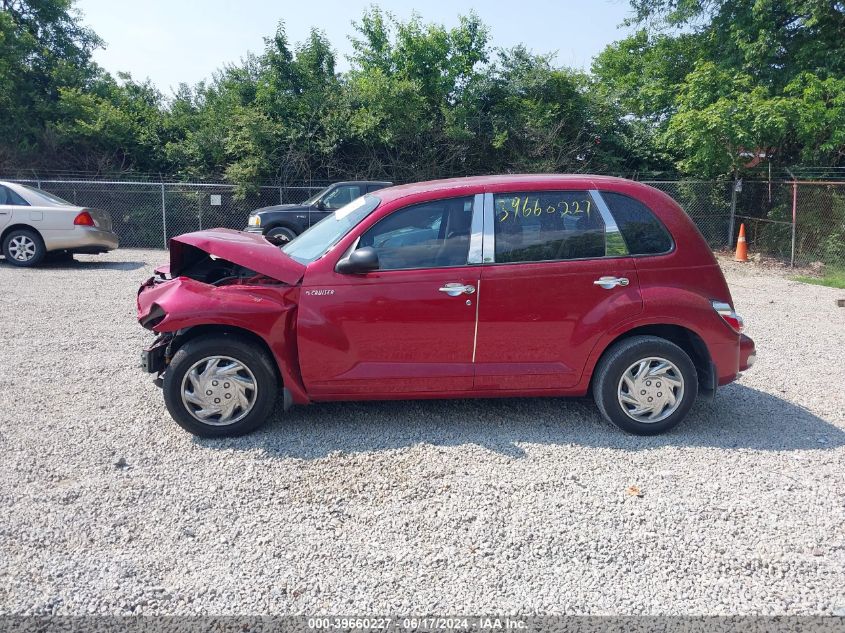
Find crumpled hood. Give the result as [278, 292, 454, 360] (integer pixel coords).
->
[169, 229, 305, 285]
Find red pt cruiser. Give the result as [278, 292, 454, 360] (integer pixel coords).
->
[137, 175, 756, 437]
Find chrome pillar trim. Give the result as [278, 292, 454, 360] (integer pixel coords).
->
[590, 189, 628, 256]
[589, 189, 619, 231]
[467, 193, 484, 265]
[481, 192, 496, 263]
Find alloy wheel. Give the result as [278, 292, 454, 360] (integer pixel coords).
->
[8, 235, 37, 262]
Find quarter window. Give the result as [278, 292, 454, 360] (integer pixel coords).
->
[493, 191, 605, 263]
[602, 191, 673, 255]
[359, 197, 474, 270]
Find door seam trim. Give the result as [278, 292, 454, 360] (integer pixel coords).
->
[471, 279, 481, 363]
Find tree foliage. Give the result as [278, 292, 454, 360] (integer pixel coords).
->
[595, 0, 845, 176]
[1, 0, 844, 183]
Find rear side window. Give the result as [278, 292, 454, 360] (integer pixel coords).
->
[493, 191, 605, 263]
[323, 185, 362, 210]
[602, 191, 673, 255]
[0, 185, 29, 206]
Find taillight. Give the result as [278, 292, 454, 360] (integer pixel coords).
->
[74, 210, 95, 226]
[712, 300, 744, 333]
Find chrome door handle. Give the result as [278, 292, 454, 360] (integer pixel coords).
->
[439, 283, 476, 296]
[594, 276, 629, 289]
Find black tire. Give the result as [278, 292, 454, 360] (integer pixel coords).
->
[592, 335, 698, 435]
[265, 226, 298, 243]
[2, 228, 46, 267]
[162, 333, 279, 437]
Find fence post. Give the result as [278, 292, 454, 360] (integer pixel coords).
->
[161, 183, 168, 249]
[791, 180, 798, 268]
[197, 191, 202, 231]
[785, 168, 797, 268]
[728, 176, 738, 248]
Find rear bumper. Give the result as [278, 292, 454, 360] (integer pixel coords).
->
[739, 333, 756, 371]
[43, 227, 119, 253]
[713, 332, 756, 386]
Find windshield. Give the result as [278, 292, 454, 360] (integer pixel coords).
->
[302, 185, 332, 207]
[282, 194, 380, 264]
[19, 184, 74, 206]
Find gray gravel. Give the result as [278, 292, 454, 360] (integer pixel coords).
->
[0, 249, 843, 615]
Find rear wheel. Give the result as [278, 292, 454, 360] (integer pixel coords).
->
[2, 229, 46, 267]
[592, 335, 698, 435]
[266, 226, 297, 244]
[162, 334, 279, 437]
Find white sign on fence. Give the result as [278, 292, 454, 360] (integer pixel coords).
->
[210, 194, 222, 206]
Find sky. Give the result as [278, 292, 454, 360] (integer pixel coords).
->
[76, 0, 636, 94]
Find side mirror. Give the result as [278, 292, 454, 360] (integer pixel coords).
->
[315, 200, 326, 211]
[336, 246, 379, 274]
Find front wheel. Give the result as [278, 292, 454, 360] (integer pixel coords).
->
[592, 335, 698, 435]
[265, 226, 297, 244]
[162, 334, 279, 437]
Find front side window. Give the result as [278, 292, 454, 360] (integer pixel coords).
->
[0, 185, 29, 206]
[359, 196, 474, 270]
[602, 191, 673, 255]
[282, 195, 380, 264]
[323, 185, 362, 210]
[493, 191, 605, 263]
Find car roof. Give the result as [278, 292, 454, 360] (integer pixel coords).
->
[371, 174, 646, 204]
[334, 180, 393, 186]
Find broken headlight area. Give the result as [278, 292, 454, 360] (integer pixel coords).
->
[175, 249, 285, 287]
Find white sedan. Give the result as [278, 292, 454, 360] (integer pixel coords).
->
[0, 181, 119, 267]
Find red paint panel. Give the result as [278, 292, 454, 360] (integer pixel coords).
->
[474, 258, 642, 390]
[297, 267, 481, 395]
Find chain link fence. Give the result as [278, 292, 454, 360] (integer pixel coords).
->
[640, 179, 844, 267]
[5, 180, 325, 249]
[4, 177, 844, 267]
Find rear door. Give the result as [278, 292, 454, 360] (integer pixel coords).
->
[473, 189, 643, 391]
[297, 195, 482, 396]
[0, 185, 28, 230]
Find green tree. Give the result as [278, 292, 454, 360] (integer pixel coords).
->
[0, 0, 102, 166]
[594, 0, 845, 176]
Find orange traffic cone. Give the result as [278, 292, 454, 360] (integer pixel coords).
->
[735, 223, 748, 262]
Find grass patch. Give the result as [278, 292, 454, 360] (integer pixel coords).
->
[793, 266, 845, 289]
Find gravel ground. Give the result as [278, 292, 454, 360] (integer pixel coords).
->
[0, 249, 843, 616]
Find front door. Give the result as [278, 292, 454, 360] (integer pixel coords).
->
[473, 189, 643, 391]
[308, 184, 364, 227]
[298, 195, 481, 396]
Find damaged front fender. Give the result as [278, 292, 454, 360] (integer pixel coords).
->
[137, 277, 309, 404]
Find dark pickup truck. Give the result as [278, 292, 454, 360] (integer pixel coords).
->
[244, 180, 392, 242]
